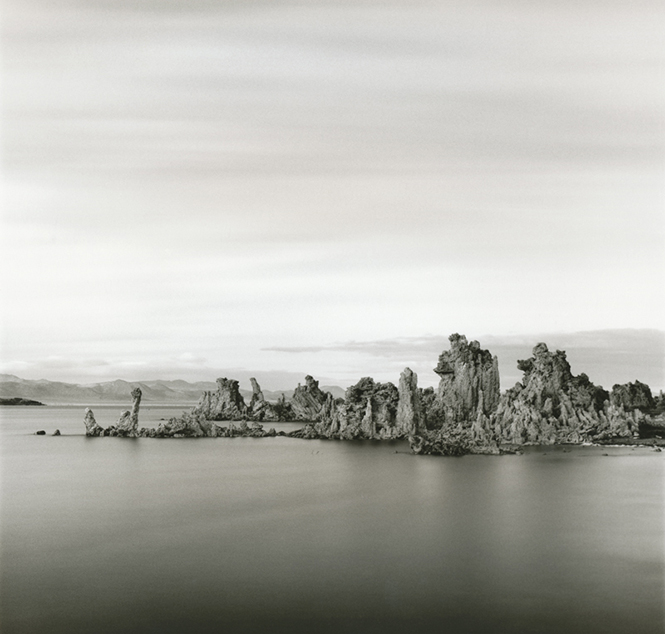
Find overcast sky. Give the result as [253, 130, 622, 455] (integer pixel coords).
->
[1, 0, 664, 391]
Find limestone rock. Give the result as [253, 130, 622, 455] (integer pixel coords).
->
[395, 367, 423, 436]
[249, 377, 264, 408]
[610, 381, 655, 411]
[430, 334, 500, 428]
[272, 393, 295, 422]
[84, 408, 104, 436]
[194, 378, 248, 421]
[342, 377, 399, 434]
[247, 377, 279, 422]
[419, 387, 438, 430]
[489, 343, 630, 444]
[361, 398, 376, 437]
[290, 375, 328, 421]
[315, 393, 346, 436]
[116, 387, 142, 436]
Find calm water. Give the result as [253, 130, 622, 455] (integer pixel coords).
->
[1, 406, 663, 634]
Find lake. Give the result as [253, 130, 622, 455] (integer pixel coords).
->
[1, 405, 663, 634]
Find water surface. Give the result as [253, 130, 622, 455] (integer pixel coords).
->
[1, 406, 663, 634]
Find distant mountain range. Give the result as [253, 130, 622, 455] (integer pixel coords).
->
[0, 374, 346, 405]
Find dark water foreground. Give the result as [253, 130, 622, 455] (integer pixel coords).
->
[1, 407, 664, 634]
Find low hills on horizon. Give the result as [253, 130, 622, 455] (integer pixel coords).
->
[0, 374, 347, 406]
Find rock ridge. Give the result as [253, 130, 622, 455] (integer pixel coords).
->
[80, 335, 664, 451]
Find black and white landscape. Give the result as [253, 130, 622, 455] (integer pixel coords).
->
[1, 0, 663, 633]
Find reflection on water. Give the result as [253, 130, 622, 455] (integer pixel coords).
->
[1, 408, 664, 634]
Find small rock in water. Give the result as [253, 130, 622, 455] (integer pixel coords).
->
[52, 429, 61, 436]
[35, 430, 46, 435]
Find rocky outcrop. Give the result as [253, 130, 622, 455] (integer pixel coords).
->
[116, 387, 142, 435]
[396, 368, 423, 436]
[84, 388, 143, 437]
[84, 408, 104, 436]
[319, 393, 342, 433]
[80, 333, 661, 450]
[487, 343, 631, 444]
[247, 377, 280, 422]
[608, 381, 664, 438]
[249, 378, 264, 409]
[610, 381, 654, 411]
[272, 393, 295, 422]
[194, 378, 248, 421]
[134, 411, 287, 438]
[290, 375, 328, 421]
[341, 377, 399, 435]
[429, 334, 500, 428]
[312, 372, 421, 440]
[0, 397, 45, 406]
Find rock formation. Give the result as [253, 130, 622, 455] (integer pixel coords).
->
[395, 368, 423, 436]
[488, 343, 629, 444]
[607, 381, 664, 439]
[361, 398, 375, 437]
[194, 378, 248, 421]
[247, 378, 280, 422]
[81, 333, 663, 450]
[115, 387, 142, 435]
[290, 375, 328, 421]
[610, 381, 654, 411]
[341, 377, 399, 435]
[137, 412, 284, 439]
[0, 397, 45, 406]
[429, 334, 500, 428]
[317, 393, 345, 435]
[249, 377, 264, 409]
[84, 408, 104, 436]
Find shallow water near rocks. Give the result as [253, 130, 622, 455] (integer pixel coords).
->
[1, 406, 664, 634]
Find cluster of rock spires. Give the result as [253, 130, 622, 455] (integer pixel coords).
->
[83, 334, 665, 453]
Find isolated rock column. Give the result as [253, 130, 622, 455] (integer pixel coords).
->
[396, 367, 423, 436]
[116, 387, 142, 435]
[83, 408, 104, 436]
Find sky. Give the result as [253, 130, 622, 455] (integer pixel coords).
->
[1, 0, 664, 392]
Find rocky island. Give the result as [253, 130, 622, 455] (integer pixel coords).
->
[1, 397, 46, 406]
[80, 334, 665, 454]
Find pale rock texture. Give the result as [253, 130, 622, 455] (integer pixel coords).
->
[290, 375, 328, 421]
[361, 398, 376, 437]
[116, 387, 142, 435]
[249, 377, 265, 409]
[83, 407, 104, 436]
[342, 377, 399, 434]
[194, 378, 248, 421]
[488, 343, 629, 444]
[248, 377, 279, 422]
[430, 334, 500, 428]
[395, 367, 423, 436]
[317, 393, 345, 435]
